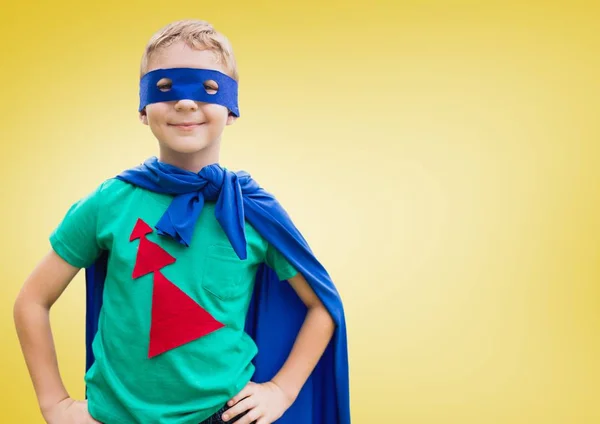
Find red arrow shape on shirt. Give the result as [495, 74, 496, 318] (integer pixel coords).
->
[130, 218, 153, 241]
[132, 237, 176, 279]
[148, 271, 225, 357]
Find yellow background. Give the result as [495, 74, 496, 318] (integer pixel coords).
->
[1, 0, 599, 422]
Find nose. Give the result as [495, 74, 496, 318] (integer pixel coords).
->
[174, 99, 198, 112]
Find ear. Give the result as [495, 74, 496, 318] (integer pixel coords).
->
[139, 109, 148, 125]
[226, 114, 237, 126]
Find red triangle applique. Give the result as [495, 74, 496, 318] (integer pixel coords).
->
[132, 237, 176, 279]
[148, 271, 224, 358]
[130, 218, 153, 241]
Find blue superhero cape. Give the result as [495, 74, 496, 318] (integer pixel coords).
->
[84, 158, 351, 423]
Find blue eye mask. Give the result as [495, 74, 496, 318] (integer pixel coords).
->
[139, 68, 240, 117]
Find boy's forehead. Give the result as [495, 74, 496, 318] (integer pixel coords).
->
[147, 43, 226, 75]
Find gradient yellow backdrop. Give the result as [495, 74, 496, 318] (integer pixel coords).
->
[2, 1, 599, 422]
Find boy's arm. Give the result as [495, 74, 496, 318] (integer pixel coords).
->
[270, 271, 336, 399]
[225, 272, 336, 423]
[13, 249, 82, 415]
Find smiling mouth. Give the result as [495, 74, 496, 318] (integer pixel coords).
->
[169, 122, 205, 130]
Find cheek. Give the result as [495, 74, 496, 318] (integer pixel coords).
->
[202, 104, 229, 124]
[146, 104, 169, 124]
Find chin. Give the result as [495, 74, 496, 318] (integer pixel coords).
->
[163, 139, 212, 154]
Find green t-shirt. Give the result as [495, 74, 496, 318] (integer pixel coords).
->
[50, 178, 298, 424]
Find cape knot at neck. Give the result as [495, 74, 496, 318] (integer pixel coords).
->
[199, 164, 225, 201]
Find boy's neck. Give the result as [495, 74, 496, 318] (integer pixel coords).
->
[158, 142, 221, 174]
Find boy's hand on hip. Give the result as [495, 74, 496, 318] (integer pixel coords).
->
[223, 381, 294, 424]
[43, 398, 102, 424]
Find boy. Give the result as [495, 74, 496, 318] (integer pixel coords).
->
[13, 19, 349, 424]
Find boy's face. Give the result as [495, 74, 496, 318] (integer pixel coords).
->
[139, 41, 236, 158]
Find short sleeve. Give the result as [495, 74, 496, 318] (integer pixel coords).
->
[265, 243, 298, 281]
[49, 183, 104, 268]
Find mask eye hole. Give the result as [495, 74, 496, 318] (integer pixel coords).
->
[203, 80, 219, 95]
[157, 78, 172, 92]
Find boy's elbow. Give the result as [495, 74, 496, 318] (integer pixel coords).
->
[13, 289, 44, 321]
[13, 291, 33, 331]
[15, 250, 81, 313]
[14, 288, 30, 315]
[310, 303, 336, 333]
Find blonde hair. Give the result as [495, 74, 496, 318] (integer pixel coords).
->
[140, 19, 239, 81]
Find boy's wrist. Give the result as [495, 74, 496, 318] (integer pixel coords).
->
[39, 391, 71, 415]
[270, 377, 299, 403]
